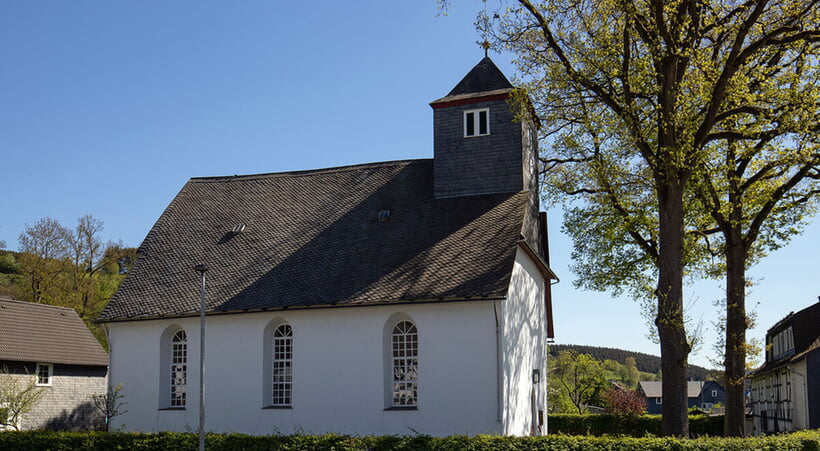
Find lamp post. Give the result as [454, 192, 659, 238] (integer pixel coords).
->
[194, 264, 208, 451]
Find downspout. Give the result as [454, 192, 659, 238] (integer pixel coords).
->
[103, 321, 112, 378]
[494, 300, 503, 429]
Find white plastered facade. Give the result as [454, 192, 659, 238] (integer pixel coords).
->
[107, 248, 547, 436]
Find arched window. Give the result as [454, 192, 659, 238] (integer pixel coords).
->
[170, 330, 187, 407]
[272, 324, 293, 406]
[391, 320, 418, 407]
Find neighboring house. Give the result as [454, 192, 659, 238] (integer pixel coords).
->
[99, 57, 558, 437]
[0, 296, 108, 430]
[638, 380, 725, 415]
[750, 300, 820, 435]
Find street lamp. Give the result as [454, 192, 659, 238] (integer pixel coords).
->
[194, 263, 208, 451]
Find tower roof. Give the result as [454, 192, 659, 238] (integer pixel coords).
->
[431, 57, 514, 107]
[447, 57, 513, 96]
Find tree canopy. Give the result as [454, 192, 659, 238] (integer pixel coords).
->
[1, 216, 136, 349]
[481, 0, 820, 436]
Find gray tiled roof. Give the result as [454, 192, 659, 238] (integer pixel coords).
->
[639, 380, 705, 398]
[0, 298, 108, 366]
[446, 57, 514, 97]
[100, 159, 531, 322]
[754, 301, 820, 374]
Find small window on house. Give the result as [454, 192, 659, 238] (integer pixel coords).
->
[391, 320, 418, 407]
[464, 108, 489, 137]
[712, 390, 718, 398]
[170, 330, 187, 407]
[35, 363, 53, 386]
[272, 324, 293, 407]
[656, 397, 662, 405]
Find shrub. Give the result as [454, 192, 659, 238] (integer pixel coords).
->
[601, 388, 647, 416]
[548, 413, 724, 437]
[0, 429, 816, 451]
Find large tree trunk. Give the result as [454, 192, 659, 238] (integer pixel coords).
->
[723, 213, 747, 436]
[656, 178, 690, 437]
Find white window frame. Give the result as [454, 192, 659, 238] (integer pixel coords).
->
[271, 324, 293, 407]
[35, 363, 53, 386]
[170, 330, 187, 408]
[391, 320, 418, 407]
[656, 397, 662, 405]
[463, 108, 490, 137]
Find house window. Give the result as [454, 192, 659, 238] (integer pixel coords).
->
[712, 390, 718, 398]
[656, 397, 662, 405]
[35, 363, 53, 386]
[170, 330, 187, 407]
[272, 324, 293, 407]
[391, 320, 418, 407]
[464, 108, 489, 137]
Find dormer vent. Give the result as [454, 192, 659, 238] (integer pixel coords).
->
[232, 223, 246, 235]
[377, 210, 391, 222]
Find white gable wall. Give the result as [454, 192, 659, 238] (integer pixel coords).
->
[498, 248, 547, 436]
[108, 301, 501, 436]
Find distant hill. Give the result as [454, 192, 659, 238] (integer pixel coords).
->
[549, 344, 715, 381]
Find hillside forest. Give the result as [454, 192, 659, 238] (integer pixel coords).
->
[0, 216, 136, 349]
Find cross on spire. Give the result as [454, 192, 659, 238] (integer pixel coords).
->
[481, 40, 491, 57]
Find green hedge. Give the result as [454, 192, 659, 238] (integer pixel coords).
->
[0, 430, 817, 451]
[548, 414, 724, 437]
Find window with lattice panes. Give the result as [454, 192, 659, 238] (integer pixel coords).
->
[391, 320, 418, 407]
[272, 324, 293, 406]
[35, 363, 53, 386]
[170, 330, 187, 407]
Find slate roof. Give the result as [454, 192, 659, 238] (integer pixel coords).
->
[100, 159, 533, 322]
[0, 297, 108, 367]
[753, 301, 820, 374]
[446, 57, 514, 97]
[639, 381, 708, 398]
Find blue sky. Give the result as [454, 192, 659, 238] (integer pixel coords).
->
[2, 1, 818, 370]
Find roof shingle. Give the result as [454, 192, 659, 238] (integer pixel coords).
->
[100, 159, 531, 322]
[0, 298, 108, 367]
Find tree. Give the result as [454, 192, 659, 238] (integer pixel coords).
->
[549, 350, 608, 413]
[68, 215, 107, 320]
[15, 216, 134, 348]
[693, 121, 820, 435]
[17, 217, 71, 304]
[0, 367, 46, 430]
[481, 0, 820, 436]
[623, 357, 641, 388]
[91, 383, 128, 431]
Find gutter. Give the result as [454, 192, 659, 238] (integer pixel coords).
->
[99, 296, 508, 324]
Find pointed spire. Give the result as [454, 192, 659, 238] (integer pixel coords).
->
[446, 56, 513, 97]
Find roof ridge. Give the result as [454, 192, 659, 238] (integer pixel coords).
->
[189, 159, 431, 183]
[0, 298, 77, 313]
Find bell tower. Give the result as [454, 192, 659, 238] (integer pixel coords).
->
[429, 57, 538, 200]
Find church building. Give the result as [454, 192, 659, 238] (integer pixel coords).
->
[100, 57, 556, 436]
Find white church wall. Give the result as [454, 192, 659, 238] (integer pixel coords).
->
[108, 301, 500, 436]
[499, 248, 547, 436]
